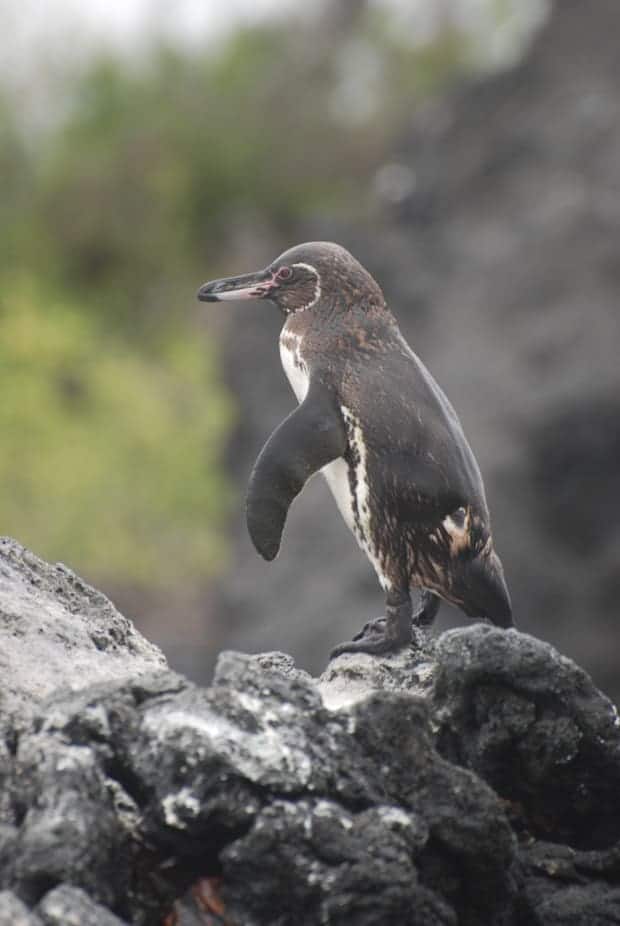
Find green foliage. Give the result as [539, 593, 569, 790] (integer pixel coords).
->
[29, 36, 358, 319]
[0, 275, 233, 585]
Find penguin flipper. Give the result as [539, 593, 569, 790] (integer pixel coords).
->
[246, 382, 347, 561]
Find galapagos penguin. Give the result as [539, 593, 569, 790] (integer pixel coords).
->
[198, 242, 513, 657]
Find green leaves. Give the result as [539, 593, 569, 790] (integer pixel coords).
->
[0, 276, 233, 585]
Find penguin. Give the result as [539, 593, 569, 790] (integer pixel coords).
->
[197, 242, 513, 657]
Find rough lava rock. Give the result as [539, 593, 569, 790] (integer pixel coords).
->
[0, 537, 166, 730]
[1, 541, 620, 925]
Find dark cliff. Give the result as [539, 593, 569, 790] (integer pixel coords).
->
[1, 538, 619, 925]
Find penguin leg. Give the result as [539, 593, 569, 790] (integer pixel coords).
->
[330, 588, 412, 658]
[412, 588, 441, 628]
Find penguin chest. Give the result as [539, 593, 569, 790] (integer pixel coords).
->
[322, 407, 390, 592]
[320, 458, 357, 534]
[279, 335, 389, 589]
[279, 331, 309, 402]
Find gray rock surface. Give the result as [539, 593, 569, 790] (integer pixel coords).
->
[37, 885, 128, 926]
[0, 890, 42, 926]
[2, 542, 620, 924]
[0, 537, 166, 729]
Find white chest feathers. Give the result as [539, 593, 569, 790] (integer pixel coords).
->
[279, 330, 309, 402]
[322, 406, 390, 592]
[278, 334, 389, 590]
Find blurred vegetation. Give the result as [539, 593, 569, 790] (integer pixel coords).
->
[0, 274, 231, 584]
[0, 4, 474, 592]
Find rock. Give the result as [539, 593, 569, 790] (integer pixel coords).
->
[432, 627, 620, 848]
[221, 799, 456, 926]
[5, 716, 131, 910]
[36, 885, 129, 925]
[318, 630, 437, 710]
[0, 890, 42, 925]
[0, 538, 166, 731]
[2, 542, 620, 924]
[519, 841, 620, 925]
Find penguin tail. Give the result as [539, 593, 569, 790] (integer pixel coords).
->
[462, 549, 514, 629]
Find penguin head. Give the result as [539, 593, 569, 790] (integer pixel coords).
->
[197, 242, 384, 317]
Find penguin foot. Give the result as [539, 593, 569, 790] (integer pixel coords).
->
[330, 617, 410, 659]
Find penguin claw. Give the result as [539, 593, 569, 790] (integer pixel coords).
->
[330, 617, 408, 659]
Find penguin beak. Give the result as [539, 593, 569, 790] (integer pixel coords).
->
[461, 550, 514, 628]
[197, 269, 274, 303]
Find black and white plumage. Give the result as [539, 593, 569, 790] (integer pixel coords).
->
[198, 242, 513, 657]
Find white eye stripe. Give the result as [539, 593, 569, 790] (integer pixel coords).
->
[290, 263, 321, 311]
[291, 262, 318, 275]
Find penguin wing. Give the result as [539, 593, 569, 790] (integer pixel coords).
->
[246, 381, 347, 561]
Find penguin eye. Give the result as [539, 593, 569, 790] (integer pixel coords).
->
[276, 266, 292, 281]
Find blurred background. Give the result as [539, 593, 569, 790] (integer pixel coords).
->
[1, 0, 619, 700]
